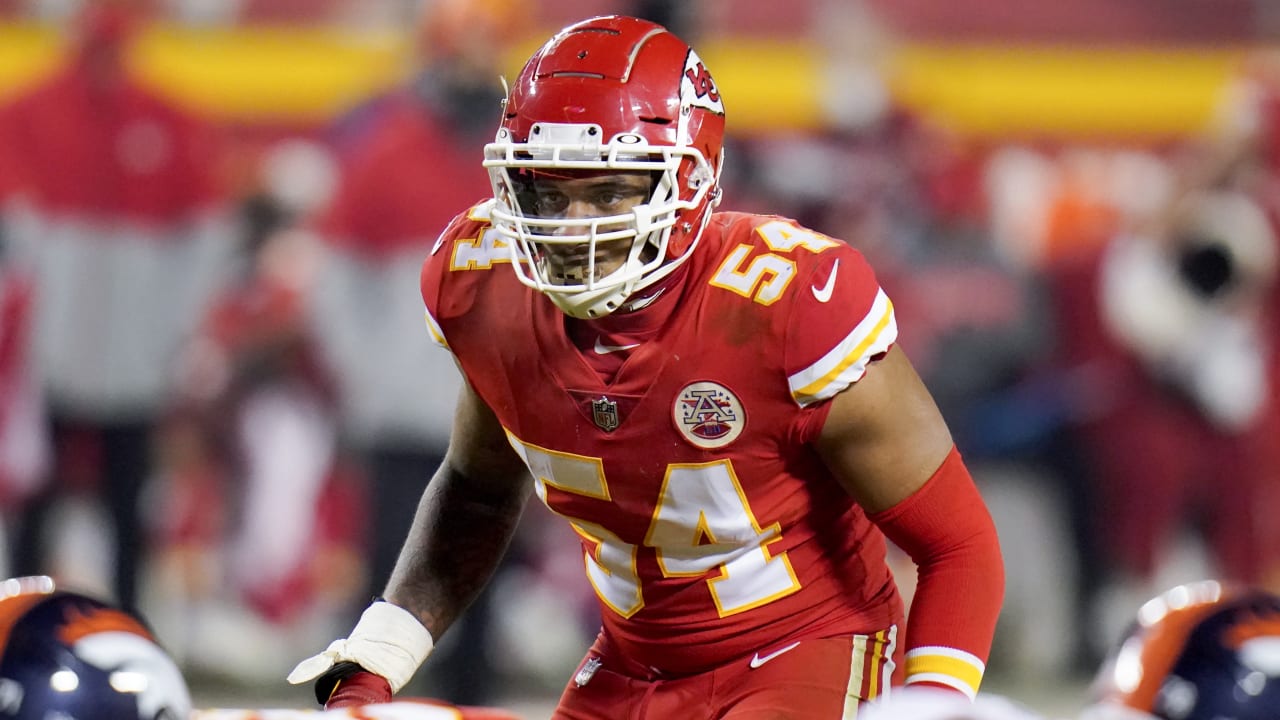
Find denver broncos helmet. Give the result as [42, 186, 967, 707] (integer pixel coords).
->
[0, 576, 191, 719]
[1082, 580, 1280, 720]
[484, 15, 726, 319]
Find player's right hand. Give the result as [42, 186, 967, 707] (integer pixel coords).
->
[287, 600, 434, 706]
[323, 666, 393, 709]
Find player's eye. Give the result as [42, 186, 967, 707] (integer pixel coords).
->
[532, 190, 569, 216]
[589, 185, 647, 211]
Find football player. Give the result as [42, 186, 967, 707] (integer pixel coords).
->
[1081, 580, 1280, 720]
[291, 14, 1004, 718]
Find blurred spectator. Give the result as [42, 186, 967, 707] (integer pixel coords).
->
[153, 153, 363, 675]
[0, 245, 47, 542]
[306, 0, 525, 704]
[0, 150, 47, 525]
[1049, 185, 1280, 662]
[1037, 49, 1280, 663]
[0, 2, 235, 610]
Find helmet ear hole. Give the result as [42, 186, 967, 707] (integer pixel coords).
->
[688, 164, 712, 190]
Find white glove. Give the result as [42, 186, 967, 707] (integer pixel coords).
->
[287, 601, 434, 693]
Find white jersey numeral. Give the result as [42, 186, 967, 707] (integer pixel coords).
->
[506, 434, 801, 618]
[450, 226, 510, 270]
[755, 220, 839, 253]
[709, 245, 796, 305]
[709, 221, 838, 305]
[646, 460, 800, 615]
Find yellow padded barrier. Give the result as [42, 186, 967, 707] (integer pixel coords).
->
[0, 21, 1246, 139]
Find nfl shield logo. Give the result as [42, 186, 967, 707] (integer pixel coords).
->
[574, 656, 602, 687]
[591, 397, 620, 432]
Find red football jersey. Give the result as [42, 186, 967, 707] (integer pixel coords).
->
[421, 203, 902, 674]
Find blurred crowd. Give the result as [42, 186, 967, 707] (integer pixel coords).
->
[0, 0, 1277, 711]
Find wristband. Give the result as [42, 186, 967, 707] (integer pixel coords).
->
[287, 601, 434, 693]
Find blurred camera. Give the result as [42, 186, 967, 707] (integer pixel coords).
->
[1171, 190, 1276, 301]
[1176, 237, 1234, 298]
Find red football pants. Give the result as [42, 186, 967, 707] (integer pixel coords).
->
[552, 629, 898, 719]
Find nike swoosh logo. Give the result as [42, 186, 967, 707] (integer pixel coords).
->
[593, 338, 641, 354]
[811, 259, 839, 303]
[748, 641, 801, 669]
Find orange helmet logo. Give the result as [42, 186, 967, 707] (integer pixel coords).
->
[57, 604, 153, 645]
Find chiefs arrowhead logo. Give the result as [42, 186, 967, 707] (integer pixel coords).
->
[681, 50, 724, 115]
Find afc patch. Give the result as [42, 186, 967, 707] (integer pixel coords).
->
[673, 381, 745, 449]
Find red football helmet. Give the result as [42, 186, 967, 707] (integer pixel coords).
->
[484, 15, 726, 318]
[1082, 580, 1280, 720]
